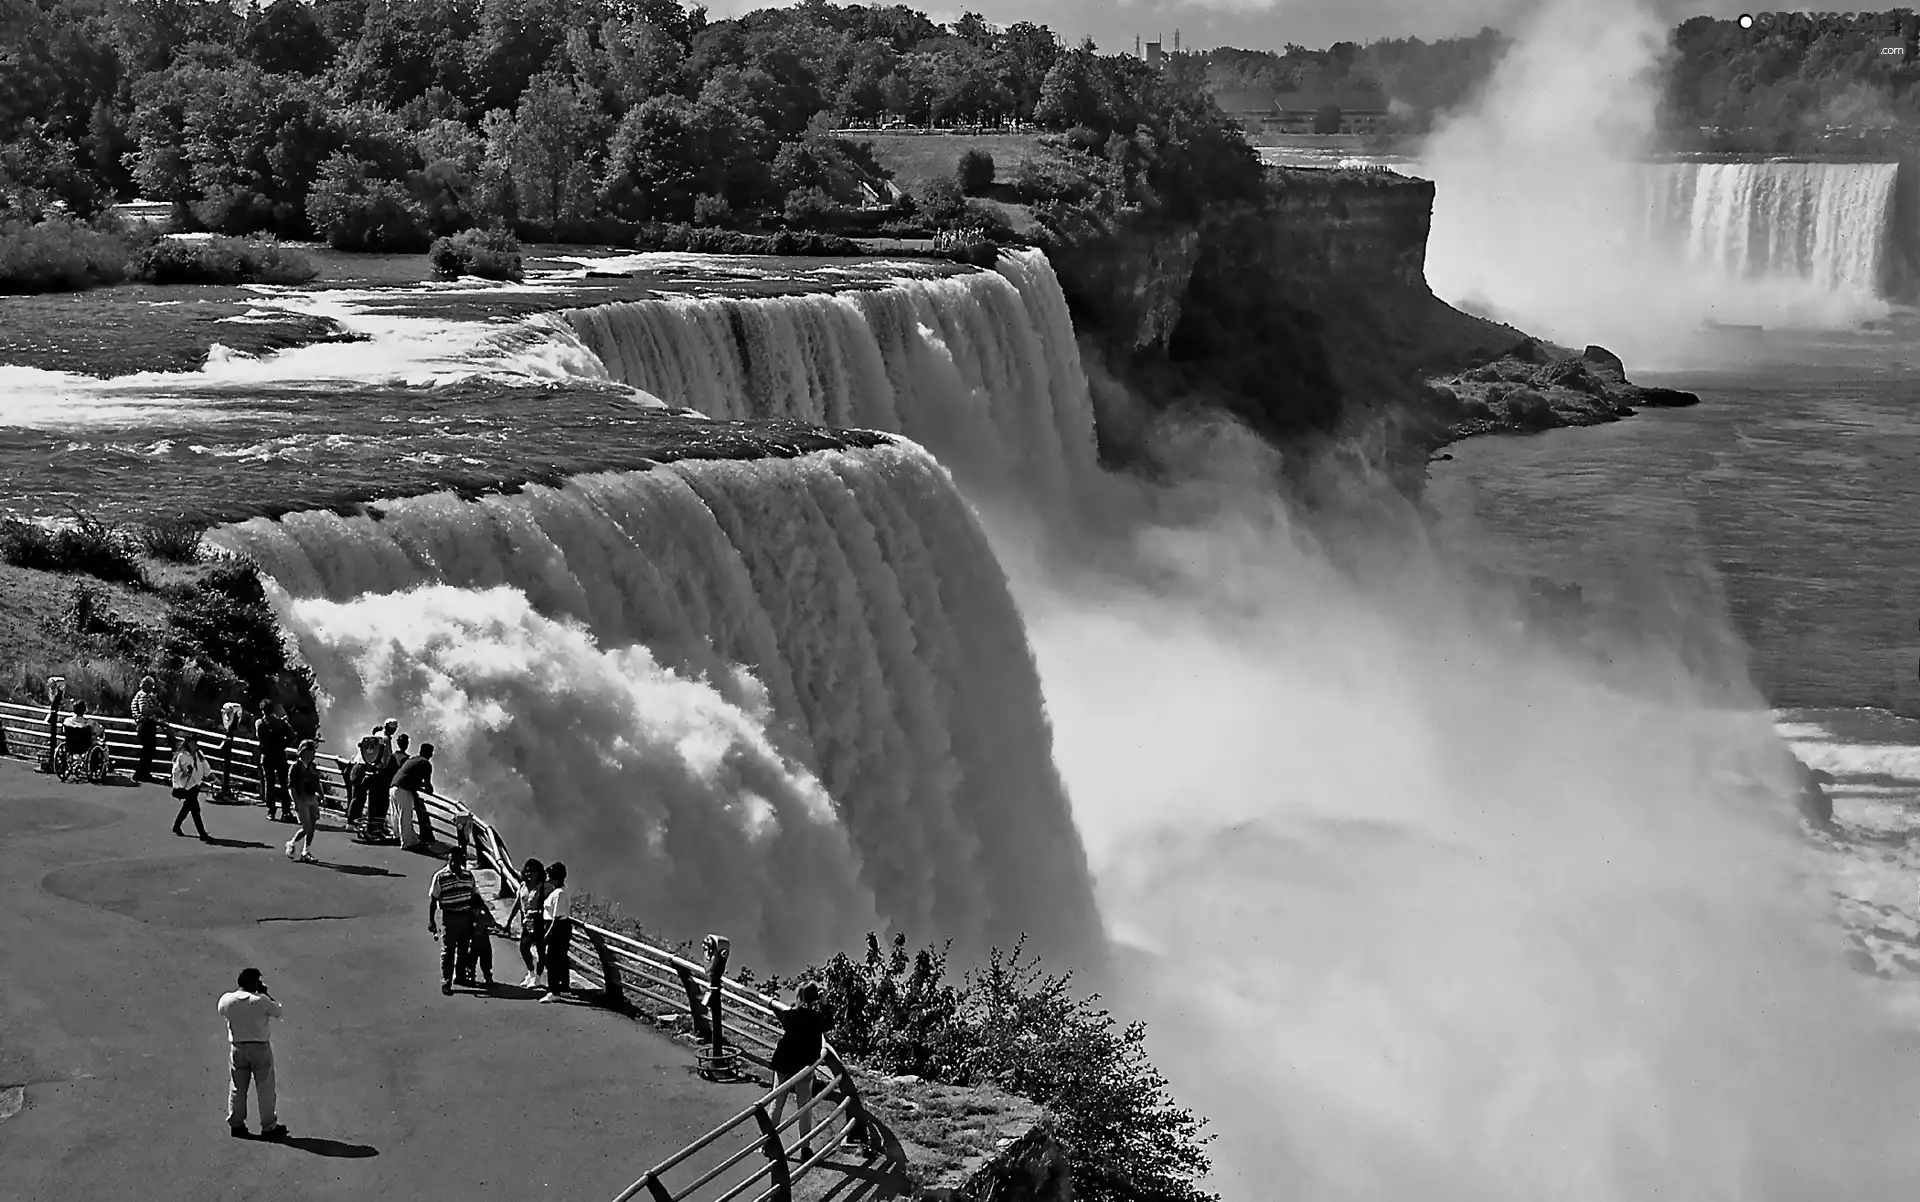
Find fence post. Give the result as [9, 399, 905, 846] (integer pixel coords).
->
[752, 1104, 793, 1201]
[674, 964, 711, 1040]
[640, 1173, 675, 1202]
[703, 935, 730, 1062]
[823, 1048, 873, 1151]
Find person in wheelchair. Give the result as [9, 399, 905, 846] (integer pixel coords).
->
[55, 702, 112, 783]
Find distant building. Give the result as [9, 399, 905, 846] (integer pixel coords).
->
[1273, 91, 1389, 135]
[1208, 87, 1388, 136]
[1211, 88, 1282, 135]
[1145, 40, 1162, 67]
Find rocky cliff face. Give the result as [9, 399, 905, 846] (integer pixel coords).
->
[1043, 167, 1687, 479]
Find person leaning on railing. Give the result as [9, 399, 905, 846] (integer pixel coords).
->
[765, 982, 836, 1160]
[391, 742, 438, 851]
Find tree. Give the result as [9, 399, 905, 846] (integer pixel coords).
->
[305, 151, 429, 250]
[508, 73, 597, 229]
[1033, 52, 1100, 130]
[599, 94, 771, 222]
[956, 147, 993, 192]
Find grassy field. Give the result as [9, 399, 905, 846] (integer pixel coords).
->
[849, 132, 1049, 190]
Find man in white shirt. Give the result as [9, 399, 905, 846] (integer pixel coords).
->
[216, 968, 288, 1140]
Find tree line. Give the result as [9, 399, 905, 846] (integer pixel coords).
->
[0, 0, 1260, 248]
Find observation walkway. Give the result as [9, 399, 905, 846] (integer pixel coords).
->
[0, 706, 907, 1202]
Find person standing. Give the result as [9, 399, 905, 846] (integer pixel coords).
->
[131, 675, 162, 783]
[386, 733, 414, 846]
[255, 702, 295, 821]
[170, 732, 212, 840]
[348, 725, 387, 833]
[391, 741, 438, 851]
[507, 859, 547, 988]
[539, 862, 572, 1003]
[428, 849, 486, 994]
[217, 968, 288, 1141]
[766, 982, 836, 1159]
[217, 702, 244, 802]
[285, 740, 324, 863]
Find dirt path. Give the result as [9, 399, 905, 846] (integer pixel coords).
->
[0, 758, 765, 1201]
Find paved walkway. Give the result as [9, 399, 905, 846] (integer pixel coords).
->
[0, 758, 762, 1201]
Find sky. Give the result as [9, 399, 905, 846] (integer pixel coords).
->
[701, 0, 1759, 55]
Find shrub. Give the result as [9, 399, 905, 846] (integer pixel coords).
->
[629, 223, 861, 257]
[956, 148, 995, 194]
[165, 557, 289, 695]
[692, 194, 733, 227]
[912, 176, 968, 225]
[307, 153, 431, 252]
[128, 237, 318, 286]
[788, 935, 1215, 1202]
[782, 186, 840, 231]
[0, 218, 129, 293]
[139, 520, 204, 563]
[429, 227, 524, 281]
[0, 514, 147, 586]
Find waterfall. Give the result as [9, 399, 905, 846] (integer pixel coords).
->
[557, 249, 1100, 506]
[209, 441, 1103, 969]
[1644, 161, 1900, 297]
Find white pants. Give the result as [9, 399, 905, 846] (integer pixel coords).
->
[394, 787, 419, 847]
[228, 1042, 276, 1129]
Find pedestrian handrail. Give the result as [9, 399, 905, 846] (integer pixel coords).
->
[0, 698, 899, 1199]
[609, 1048, 879, 1202]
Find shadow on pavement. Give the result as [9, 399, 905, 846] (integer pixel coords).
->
[274, 1135, 379, 1158]
[200, 837, 272, 849]
[312, 861, 403, 877]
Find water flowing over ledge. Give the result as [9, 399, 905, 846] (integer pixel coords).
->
[210, 441, 1102, 968]
[558, 249, 1102, 505]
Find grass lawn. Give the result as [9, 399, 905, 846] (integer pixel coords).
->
[851, 132, 1049, 190]
[0, 556, 197, 710]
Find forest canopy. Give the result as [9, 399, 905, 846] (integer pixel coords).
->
[0, 0, 1258, 246]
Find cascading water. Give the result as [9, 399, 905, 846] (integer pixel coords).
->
[1644, 161, 1900, 297]
[210, 441, 1102, 969]
[556, 249, 1100, 506]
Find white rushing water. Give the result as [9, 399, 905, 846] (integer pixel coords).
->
[1644, 161, 1901, 298]
[203, 236, 1920, 1195]
[212, 440, 1099, 968]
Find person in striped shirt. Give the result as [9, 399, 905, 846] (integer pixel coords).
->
[427, 850, 488, 994]
[131, 676, 161, 783]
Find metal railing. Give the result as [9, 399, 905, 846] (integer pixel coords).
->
[0, 698, 898, 1200]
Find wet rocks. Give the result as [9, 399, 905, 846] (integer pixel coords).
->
[1425, 340, 1699, 449]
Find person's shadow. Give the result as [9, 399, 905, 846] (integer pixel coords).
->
[200, 836, 271, 849]
[265, 1134, 378, 1158]
[313, 861, 402, 878]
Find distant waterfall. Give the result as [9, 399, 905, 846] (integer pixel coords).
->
[210, 441, 1103, 969]
[559, 249, 1100, 505]
[1644, 161, 1900, 297]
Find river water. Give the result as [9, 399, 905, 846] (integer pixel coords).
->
[1430, 318, 1920, 978]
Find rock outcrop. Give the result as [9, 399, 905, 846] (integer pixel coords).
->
[1041, 166, 1687, 476]
[1424, 340, 1700, 441]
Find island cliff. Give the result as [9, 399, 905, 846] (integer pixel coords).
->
[1040, 167, 1698, 480]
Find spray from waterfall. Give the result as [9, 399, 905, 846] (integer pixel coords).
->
[987, 414, 1920, 1198]
[1420, 0, 1896, 365]
[213, 443, 1102, 970]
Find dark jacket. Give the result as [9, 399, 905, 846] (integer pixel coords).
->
[392, 755, 433, 795]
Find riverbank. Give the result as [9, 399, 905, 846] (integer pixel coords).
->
[0, 248, 971, 378]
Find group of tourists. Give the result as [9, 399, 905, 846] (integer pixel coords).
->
[430, 851, 574, 1001]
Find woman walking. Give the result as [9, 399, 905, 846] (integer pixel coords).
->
[284, 740, 323, 863]
[506, 859, 548, 988]
[171, 732, 212, 840]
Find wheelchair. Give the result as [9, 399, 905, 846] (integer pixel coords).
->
[53, 722, 112, 784]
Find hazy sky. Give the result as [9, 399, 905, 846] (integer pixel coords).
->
[703, 0, 1757, 55]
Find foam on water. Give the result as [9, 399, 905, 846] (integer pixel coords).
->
[211, 442, 1103, 969]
